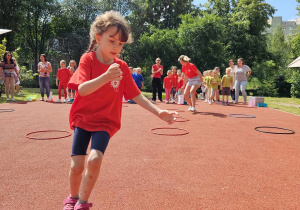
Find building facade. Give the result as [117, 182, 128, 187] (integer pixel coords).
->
[266, 16, 300, 36]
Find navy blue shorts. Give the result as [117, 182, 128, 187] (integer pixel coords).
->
[71, 127, 110, 156]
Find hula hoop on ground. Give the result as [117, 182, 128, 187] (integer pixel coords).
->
[0, 108, 15, 113]
[151, 127, 189, 136]
[255, 126, 295, 135]
[229, 114, 256, 118]
[174, 117, 190, 122]
[26, 130, 72, 140]
[166, 109, 185, 112]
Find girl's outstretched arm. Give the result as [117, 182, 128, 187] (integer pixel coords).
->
[132, 94, 177, 124]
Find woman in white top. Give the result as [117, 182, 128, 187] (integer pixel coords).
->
[234, 58, 251, 104]
[37, 54, 52, 101]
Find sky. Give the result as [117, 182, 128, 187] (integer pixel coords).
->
[193, 0, 299, 21]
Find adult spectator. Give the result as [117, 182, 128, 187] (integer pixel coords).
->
[0, 51, 18, 101]
[151, 57, 163, 102]
[37, 54, 52, 101]
[234, 58, 251, 104]
[12, 57, 21, 95]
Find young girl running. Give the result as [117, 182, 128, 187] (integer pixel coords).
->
[178, 55, 203, 112]
[63, 11, 176, 210]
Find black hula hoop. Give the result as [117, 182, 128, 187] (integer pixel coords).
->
[166, 109, 185, 112]
[229, 114, 256, 118]
[151, 127, 189, 136]
[0, 108, 15, 113]
[174, 117, 190, 122]
[26, 130, 72, 140]
[255, 126, 295, 135]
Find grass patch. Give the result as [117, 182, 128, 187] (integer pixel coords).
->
[236, 96, 300, 116]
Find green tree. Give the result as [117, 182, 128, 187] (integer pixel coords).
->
[289, 33, 300, 59]
[0, 0, 24, 50]
[51, 0, 102, 63]
[177, 13, 227, 70]
[267, 25, 290, 68]
[14, 0, 60, 72]
[128, 0, 196, 38]
[228, 0, 275, 66]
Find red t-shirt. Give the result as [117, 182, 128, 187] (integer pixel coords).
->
[182, 63, 198, 78]
[171, 73, 178, 88]
[163, 76, 173, 89]
[68, 52, 141, 136]
[57, 68, 72, 84]
[152, 64, 163, 78]
[176, 78, 184, 91]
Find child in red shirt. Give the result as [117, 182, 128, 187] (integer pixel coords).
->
[63, 11, 177, 210]
[171, 66, 178, 103]
[163, 70, 173, 104]
[176, 70, 184, 94]
[178, 55, 203, 112]
[56, 60, 72, 103]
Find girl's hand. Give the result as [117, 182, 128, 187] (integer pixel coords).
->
[104, 63, 123, 81]
[158, 110, 178, 125]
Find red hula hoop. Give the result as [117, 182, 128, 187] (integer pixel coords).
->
[151, 127, 189, 136]
[26, 130, 72, 140]
[174, 117, 190, 122]
[166, 109, 185, 112]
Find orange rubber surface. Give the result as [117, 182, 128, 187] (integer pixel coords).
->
[0, 99, 299, 209]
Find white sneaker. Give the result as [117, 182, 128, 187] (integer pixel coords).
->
[6, 98, 10, 101]
[187, 106, 192, 111]
[191, 107, 196, 112]
[205, 99, 207, 103]
[64, 99, 67, 103]
[56, 99, 61, 103]
[208, 100, 212, 105]
[17, 92, 20, 95]
[11, 98, 16, 101]
[172, 99, 175, 103]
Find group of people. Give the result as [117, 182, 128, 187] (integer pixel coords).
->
[37, 54, 77, 102]
[151, 57, 251, 112]
[0, 52, 78, 103]
[2, 10, 253, 210]
[0, 51, 21, 100]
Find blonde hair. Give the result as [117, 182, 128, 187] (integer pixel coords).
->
[60, 60, 66, 65]
[69, 60, 77, 67]
[167, 70, 172, 74]
[214, 67, 220, 71]
[87, 10, 132, 53]
[178, 55, 190, 62]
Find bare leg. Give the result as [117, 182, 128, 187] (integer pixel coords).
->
[190, 85, 199, 107]
[4, 77, 10, 98]
[184, 85, 192, 106]
[70, 155, 85, 197]
[10, 77, 15, 98]
[79, 150, 103, 202]
[16, 84, 20, 94]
